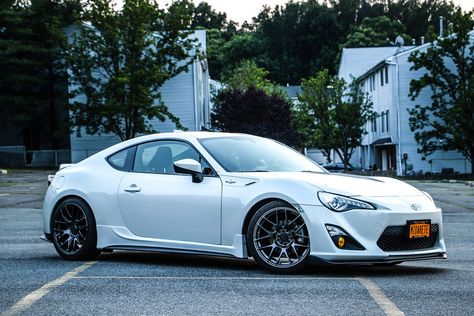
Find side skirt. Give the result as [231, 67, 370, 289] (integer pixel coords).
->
[103, 245, 238, 259]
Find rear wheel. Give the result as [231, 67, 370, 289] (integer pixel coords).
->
[51, 198, 101, 260]
[247, 201, 310, 273]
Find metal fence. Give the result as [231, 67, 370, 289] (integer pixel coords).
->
[0, 146, 71, 168]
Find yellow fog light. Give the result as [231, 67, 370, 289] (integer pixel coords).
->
[337, 236, 346, 248]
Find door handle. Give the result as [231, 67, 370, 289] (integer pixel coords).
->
[124, 184, 141, 193]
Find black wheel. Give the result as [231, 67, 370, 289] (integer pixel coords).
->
[247, 201, 310, 273]
[51, 197, 101, 260]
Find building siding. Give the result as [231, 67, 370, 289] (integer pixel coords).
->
[344, 39, 471, 175]
[69, 30, 209, 162]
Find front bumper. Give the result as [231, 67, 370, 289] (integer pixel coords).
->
[299, 202, 446, 264]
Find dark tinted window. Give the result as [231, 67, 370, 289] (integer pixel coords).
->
[107, 147, 134, 171]
[133, 140, 214, 175]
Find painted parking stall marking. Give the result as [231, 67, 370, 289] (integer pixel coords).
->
[356, 276, 405, 316]
[2, 261, 97, 316]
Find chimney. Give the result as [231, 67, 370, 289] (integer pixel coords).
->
[421, 36, 425, 45]
[439, 16, 444, 38]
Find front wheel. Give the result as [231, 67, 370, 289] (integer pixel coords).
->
[247, 201, 310, 273]
[51, 197, 101, 260]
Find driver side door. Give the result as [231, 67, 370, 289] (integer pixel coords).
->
[118, 140, 222, 244]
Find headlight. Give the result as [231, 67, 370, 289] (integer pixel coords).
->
[318, 192, 375, 212]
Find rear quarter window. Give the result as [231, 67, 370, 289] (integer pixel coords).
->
[107, 147, 135, 171]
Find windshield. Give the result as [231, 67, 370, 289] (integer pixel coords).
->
[200, 136, 325, 173]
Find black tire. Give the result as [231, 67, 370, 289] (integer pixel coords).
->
[247, 201, 310, 274]
[51, 197, 101, 260]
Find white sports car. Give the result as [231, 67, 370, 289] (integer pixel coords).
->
[43, 132, 446, 273]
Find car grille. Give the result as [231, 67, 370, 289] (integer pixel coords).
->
[377, 224, 439, 251]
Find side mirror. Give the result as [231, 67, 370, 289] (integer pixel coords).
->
[173, 159, 203, 183]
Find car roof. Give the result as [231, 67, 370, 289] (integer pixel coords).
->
[92, 131, 261, 159]
[123, 131, 262, 144]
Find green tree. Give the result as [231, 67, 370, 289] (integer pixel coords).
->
[293, 70, 373, 168]
[253, 1, 343, 83]
[217, 32, 263, 79]
[387, 0, 458, 40]
[223, 60, 278, 94]
[0, 0, 80, 149]
[341, 16, 411, 48]
[67, 0, 197, 141]
[191, 2, 227, 31]
[408, 10, 474, 174]
[211, 61, 297, 145]
[183, 1, 238, 80]
[211, 86, 299, 146]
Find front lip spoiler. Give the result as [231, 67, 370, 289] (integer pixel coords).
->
[309, 252, 447, 266]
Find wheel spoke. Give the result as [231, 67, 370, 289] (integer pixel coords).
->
[294, 233, 309, 239]
[60, 211, 69, 224]
[257, 223, 272, 234]
[293, 243, 309, 248]
[255, 234, 273, 242]
[290, 244, 300, 260]
[293, 222, 306, 232]
[287, 214, 301, 226]
[64, 205, 73, 221]
[276, 248, 286, 264]
[267, 245, 276, 259]
[261, 215, 276, 226]
[257, 244, 273, 251]
[78, 230, 86, 240]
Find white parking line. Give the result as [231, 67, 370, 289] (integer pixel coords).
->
[73, 276, 355, 280]
[2, 261, 96, 316]
[356, 276, 405, 316]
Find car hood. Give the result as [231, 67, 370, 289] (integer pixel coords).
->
[229, 172, 423, 197]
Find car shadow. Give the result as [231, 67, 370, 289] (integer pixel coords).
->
[96, 250, 449, 277]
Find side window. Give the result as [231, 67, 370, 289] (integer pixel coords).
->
[133, 140, 215, 176]
[107, 147, 134, 171]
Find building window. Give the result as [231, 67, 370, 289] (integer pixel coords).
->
[381, 111, 385, 132]
[371, 115, 377, 132]
[386, 110, 389, 132]
[381, 70, 384, 86]
[385, 67, 389, 84]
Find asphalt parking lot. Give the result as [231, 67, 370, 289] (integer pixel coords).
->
[0, 170, 473, 315]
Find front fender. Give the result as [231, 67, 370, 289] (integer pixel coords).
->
[220, 177, 318, 246]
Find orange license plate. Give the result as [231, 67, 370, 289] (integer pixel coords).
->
[409, 222, 430, 239]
